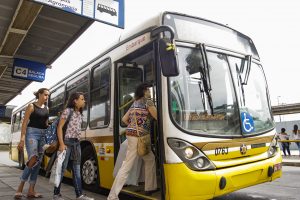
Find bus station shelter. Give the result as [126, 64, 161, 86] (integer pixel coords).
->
[0, 0, 94, 122]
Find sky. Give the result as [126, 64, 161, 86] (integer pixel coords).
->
[7, 0, 300, 120]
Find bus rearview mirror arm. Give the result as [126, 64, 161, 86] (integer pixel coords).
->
[151, 26, 179, 77]
[150, 25, 175, 40]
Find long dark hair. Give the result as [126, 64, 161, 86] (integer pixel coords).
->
[134, 82, 152, 100]
[65, 92, 84, 114]
[293, 124, 298, 134]
[33, 88, 49, 99]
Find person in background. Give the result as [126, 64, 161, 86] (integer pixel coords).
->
[53, 92, 94, 200]
[292, 124, 300, 157]
[107, 83, 158, 200]
[15, 88, 50, 199]
[278, 128, 291, 156]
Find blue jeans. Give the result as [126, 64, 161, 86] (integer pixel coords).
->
[20, 127, 45, 184]
[281, 142, 291, 156]
[296, 142, 300, 154]
[54, 138, 82, 197]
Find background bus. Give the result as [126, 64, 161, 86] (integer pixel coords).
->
[10, 11, 282, 200]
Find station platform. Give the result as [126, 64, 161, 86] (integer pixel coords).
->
[0, 163, 108, 200]
[281, 150, 300, 167]
[0, 150, 299, 199]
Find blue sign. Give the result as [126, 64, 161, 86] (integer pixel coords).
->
[33, 0, 125, 29]
[241, 112, 255, 133]
[12, 58, 46, 82]
[0, 106, 5, 118]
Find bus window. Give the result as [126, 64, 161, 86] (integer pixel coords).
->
[118, 67, 143, 126]
[13, 112, 20, 132]
[66, 71, 89, 129]
[19, 110, 25, 130]
[90, 61, 111, 128]
[228, 56, 273, 134]
[49, 85, 65, 119]
[169, 47, 240, 135]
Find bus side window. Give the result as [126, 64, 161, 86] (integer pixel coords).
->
[19, 110, 25, 131]
[66, 71, 89, 129]
[13, 112, 20, 132]
[90, 60, 111, 128]
[49, 85, 65, 119]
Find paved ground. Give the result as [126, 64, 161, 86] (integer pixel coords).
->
[0, 149, 299, 200]
[281, 150, 300, 167]
[0, 151, 107, 200]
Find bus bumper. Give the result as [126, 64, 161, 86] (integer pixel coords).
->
[164, 152, 282, 200]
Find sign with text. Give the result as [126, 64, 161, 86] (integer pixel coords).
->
[33, 0, 124, 28]
[12, 58, 46, 82]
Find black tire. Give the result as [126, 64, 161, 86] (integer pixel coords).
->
[81, 146, 99, 190]
[18, 151, 25, 170]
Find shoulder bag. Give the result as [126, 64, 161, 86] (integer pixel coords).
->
[45, 109, 74, 155]
[133, 104, 151, 156]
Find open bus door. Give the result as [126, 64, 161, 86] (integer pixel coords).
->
[114, 54, 162, 199]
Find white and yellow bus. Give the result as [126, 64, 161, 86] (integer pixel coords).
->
[10, 11, 282, 200]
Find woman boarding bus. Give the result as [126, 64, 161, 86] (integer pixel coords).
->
[10, 11, 282, 200]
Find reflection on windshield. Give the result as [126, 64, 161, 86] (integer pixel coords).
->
[228, 57, 273, 134]
[169, 46, 240, 135]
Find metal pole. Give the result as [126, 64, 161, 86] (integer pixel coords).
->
[277, 96, 281, 122]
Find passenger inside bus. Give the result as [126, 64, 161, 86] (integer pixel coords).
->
[108, 83, 158, 200]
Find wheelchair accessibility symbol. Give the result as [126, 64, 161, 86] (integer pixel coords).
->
[241, 112, 255, 133]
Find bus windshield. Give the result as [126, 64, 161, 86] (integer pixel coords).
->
[169, 46, 240, 136]
[169, 46, 273, 136]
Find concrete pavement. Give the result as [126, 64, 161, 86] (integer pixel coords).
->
[0, 150, 299, 200]
[281, 150, 300, 167]
[0, 164, 108, 200]
[0, 151, 108, 200]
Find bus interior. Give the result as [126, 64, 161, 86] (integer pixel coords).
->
[115, 42, 162, 199]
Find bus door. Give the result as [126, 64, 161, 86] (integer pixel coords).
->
[114, 47, 161, 198]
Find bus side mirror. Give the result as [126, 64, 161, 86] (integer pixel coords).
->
[158, 37, 179, 77]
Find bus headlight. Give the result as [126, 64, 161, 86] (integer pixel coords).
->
[168, 138, 216, 171]
[196, 157, 205, 168]
[184, 147, 194, 159]
[268, 136, 278, 157]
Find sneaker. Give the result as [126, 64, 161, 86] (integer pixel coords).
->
[53, 194, 64, 200]
[76, 194, 94, 200]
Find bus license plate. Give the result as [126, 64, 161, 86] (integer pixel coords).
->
[274, 163, 282, 172]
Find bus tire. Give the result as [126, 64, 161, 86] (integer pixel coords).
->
[81, 146, 98, 190]
[18, 151, 25, 170]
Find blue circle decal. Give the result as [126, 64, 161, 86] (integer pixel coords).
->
[241, 112, 255, 133]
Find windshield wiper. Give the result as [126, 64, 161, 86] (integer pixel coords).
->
[236, 63, 245, 105]
[241, 55, 252, 85]
[198, 43, 214, 115]
[185, 44, 213, 114]
[238, 55, 252, 105]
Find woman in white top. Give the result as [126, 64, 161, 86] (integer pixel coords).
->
[292, 124, 300, 156]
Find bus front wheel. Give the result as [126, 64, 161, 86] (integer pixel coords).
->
[81, 146, 98, 190]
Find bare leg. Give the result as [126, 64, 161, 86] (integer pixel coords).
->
[16, 181, 25, 193]
[26, 156, 38, 195]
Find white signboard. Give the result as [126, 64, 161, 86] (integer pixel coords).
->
[33, 0, 124, 28]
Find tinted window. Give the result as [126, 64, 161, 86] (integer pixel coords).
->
[66, 71, 89, 129]
[49, 85, 65, 119]
[90, 61, 111, 128]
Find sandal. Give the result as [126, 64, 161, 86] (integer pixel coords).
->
[27, 193, 43, 198]
[14, 192, 23, 199]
